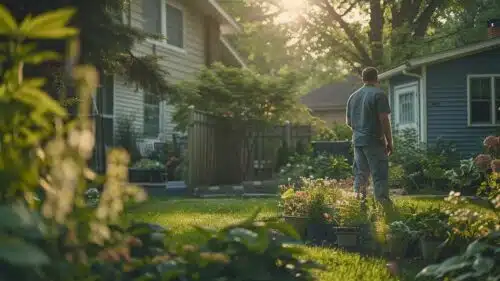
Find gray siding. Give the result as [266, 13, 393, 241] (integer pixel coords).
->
[114, 0, 206, 143]
[426, 47, 500, 156]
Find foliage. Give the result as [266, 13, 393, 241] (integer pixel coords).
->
[388, 221, 417, 240]
[115, 115, 143, 163]
[279, 153, 351, 184]
[388, 164, 405, 189]
[2, 0, 171, 100]
[417, 187, 500, 281]
[313, 122, 352, 142]
[391, 129, 460, 192]
[132, 159, 165, 170]
[280, 178, 345, 224]
[336, 196, 369, 226]
[169, 63, 311, 131]
[85, 188, 100, 207]
[0, 6, 321, 281]
[445, 158, 482, 193]
[417, 231, 500, 281]
[406, 207, 450, 240]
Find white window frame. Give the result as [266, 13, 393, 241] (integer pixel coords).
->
[467, 74, 500, 127]
[394, 82, 419, 131]
[143, 92, 161, 138]
[143, 0, 186, 53]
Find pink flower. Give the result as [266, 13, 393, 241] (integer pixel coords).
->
[475, 154, 493, 170]
[483, 136, 500, 148]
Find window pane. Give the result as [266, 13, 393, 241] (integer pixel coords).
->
[144, 93, 160, 137]
[470, 77, 491, 99]
[398, 92, 414, 124]
[142, 0, 162, 34]
[470, 101, 491, 123]
[166, 4, 183, 47]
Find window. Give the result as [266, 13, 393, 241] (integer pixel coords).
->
[96, 75, 114, 147]
[144, 93, 160, 137]
[142, 0, 184, 49]
[398, 92, 415, 124]
[468, 75, 500, 125]
[394, 83, 418, 130]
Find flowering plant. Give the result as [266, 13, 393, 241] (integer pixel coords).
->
[132, 158, 165, 170]
[388, 220, 417, 240]
[279, 153, 351, 184]
[280, 178, 344, 223]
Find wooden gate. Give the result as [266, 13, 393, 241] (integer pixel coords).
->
[186, 109, 311, 189]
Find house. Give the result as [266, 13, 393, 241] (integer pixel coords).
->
[379, 20, 500, 156]
[94, 0, 246, 158]
[301, 75, 361, 123]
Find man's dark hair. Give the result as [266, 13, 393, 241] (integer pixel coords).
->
[362, 67, 378, 83]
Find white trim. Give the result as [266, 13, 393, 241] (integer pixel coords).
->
[219, 36, 247, 68]
[143, 0, 187, 54]
[206, 0, 241, 34]
[379, 37, 500, 80]
[420, 65, 427, 143]
[467, 74, 500, 127]
[394, 82, 419, 133]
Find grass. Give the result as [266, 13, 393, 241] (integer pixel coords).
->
[126, 196, 493, 281]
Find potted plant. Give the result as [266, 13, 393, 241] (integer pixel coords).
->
[334, 197, 368, 249]
[280, 187, 310, 238]
[129, 159, 166, 183]
[387, 220, 415, 258]
[416, 209, 450, 262]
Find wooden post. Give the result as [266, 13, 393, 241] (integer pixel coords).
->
[186, 105, 195, 194]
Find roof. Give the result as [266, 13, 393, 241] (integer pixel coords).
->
[379, 37, 500, 80]
[301, 75, 362, 110]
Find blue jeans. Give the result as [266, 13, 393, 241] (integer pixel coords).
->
[353, 144, 389, 202]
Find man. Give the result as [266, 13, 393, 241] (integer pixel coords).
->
[346, 67, 393, 203]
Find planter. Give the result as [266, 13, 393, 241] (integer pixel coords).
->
[420, 237, 444, 262]
[129, 168, 166, 183]
[386, 234, 409, 259]
[334, 227, 360, 249]
[283, 216, 309, 238]
[305, 223, 335, 245]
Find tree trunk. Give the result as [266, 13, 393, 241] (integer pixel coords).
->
[369, 0, 384, 68]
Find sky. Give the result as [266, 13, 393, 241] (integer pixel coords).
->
[276, 0, 365, 24]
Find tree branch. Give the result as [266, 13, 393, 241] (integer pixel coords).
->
[319, 0, 373, 66]
[340, 2, 357, 17]
[413, 0, 443, 38]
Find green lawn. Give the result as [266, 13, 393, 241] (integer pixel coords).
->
[125, 196, 491, 281]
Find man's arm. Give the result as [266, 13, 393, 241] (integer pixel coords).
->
[346, 96, 352, 129]
[376, 93, 393, 155]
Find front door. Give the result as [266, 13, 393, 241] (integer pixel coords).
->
[394, 82, 419, 139]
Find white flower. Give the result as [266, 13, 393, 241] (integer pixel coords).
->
[286, 163, 291, 167]
[308, 166, 313, 170]
[287, 177, 291, 182]
[280, 169, 285, 173]
[309, 175, 314, 179]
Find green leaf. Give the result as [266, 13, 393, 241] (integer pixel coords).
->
[265, 221, 300, 240]
[17, 85, 67, 117]
[472, 256, 494, 275]
[0, 235, 49, 266]
[20, 8, 76, 36]
[0, 203, 46, 235]
[0, 5, 18, 35]
[24, 27, 78, 39]
[24, 51, 61, 64]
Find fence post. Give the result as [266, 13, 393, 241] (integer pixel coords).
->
[186, 105, 195, 193]
[285, 120, 292, 148]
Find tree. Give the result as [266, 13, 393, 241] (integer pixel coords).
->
[169, 63, 311, 131]
[1, 0, 170, 99]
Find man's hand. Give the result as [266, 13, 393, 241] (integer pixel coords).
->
[386, 142, 393, 156]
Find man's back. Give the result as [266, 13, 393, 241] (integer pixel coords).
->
[346, 85, 390, 146]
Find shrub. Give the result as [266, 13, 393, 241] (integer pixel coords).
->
[280, 178, 345, 224]
[279, 153, 351, 184]
[445, 158, 482, 194]
[115, 116, 143, 163]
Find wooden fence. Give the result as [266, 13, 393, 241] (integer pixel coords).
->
[186, 110, 311, 189]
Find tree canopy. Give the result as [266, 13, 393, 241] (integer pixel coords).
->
[1, 0, 170, 98]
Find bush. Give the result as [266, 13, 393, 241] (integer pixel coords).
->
[390, 129, 459, 192]
[279, 153, 351, 184]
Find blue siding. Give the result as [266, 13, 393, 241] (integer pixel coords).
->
[389, 74, 420, 131]
[426, 47, 500, 157]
